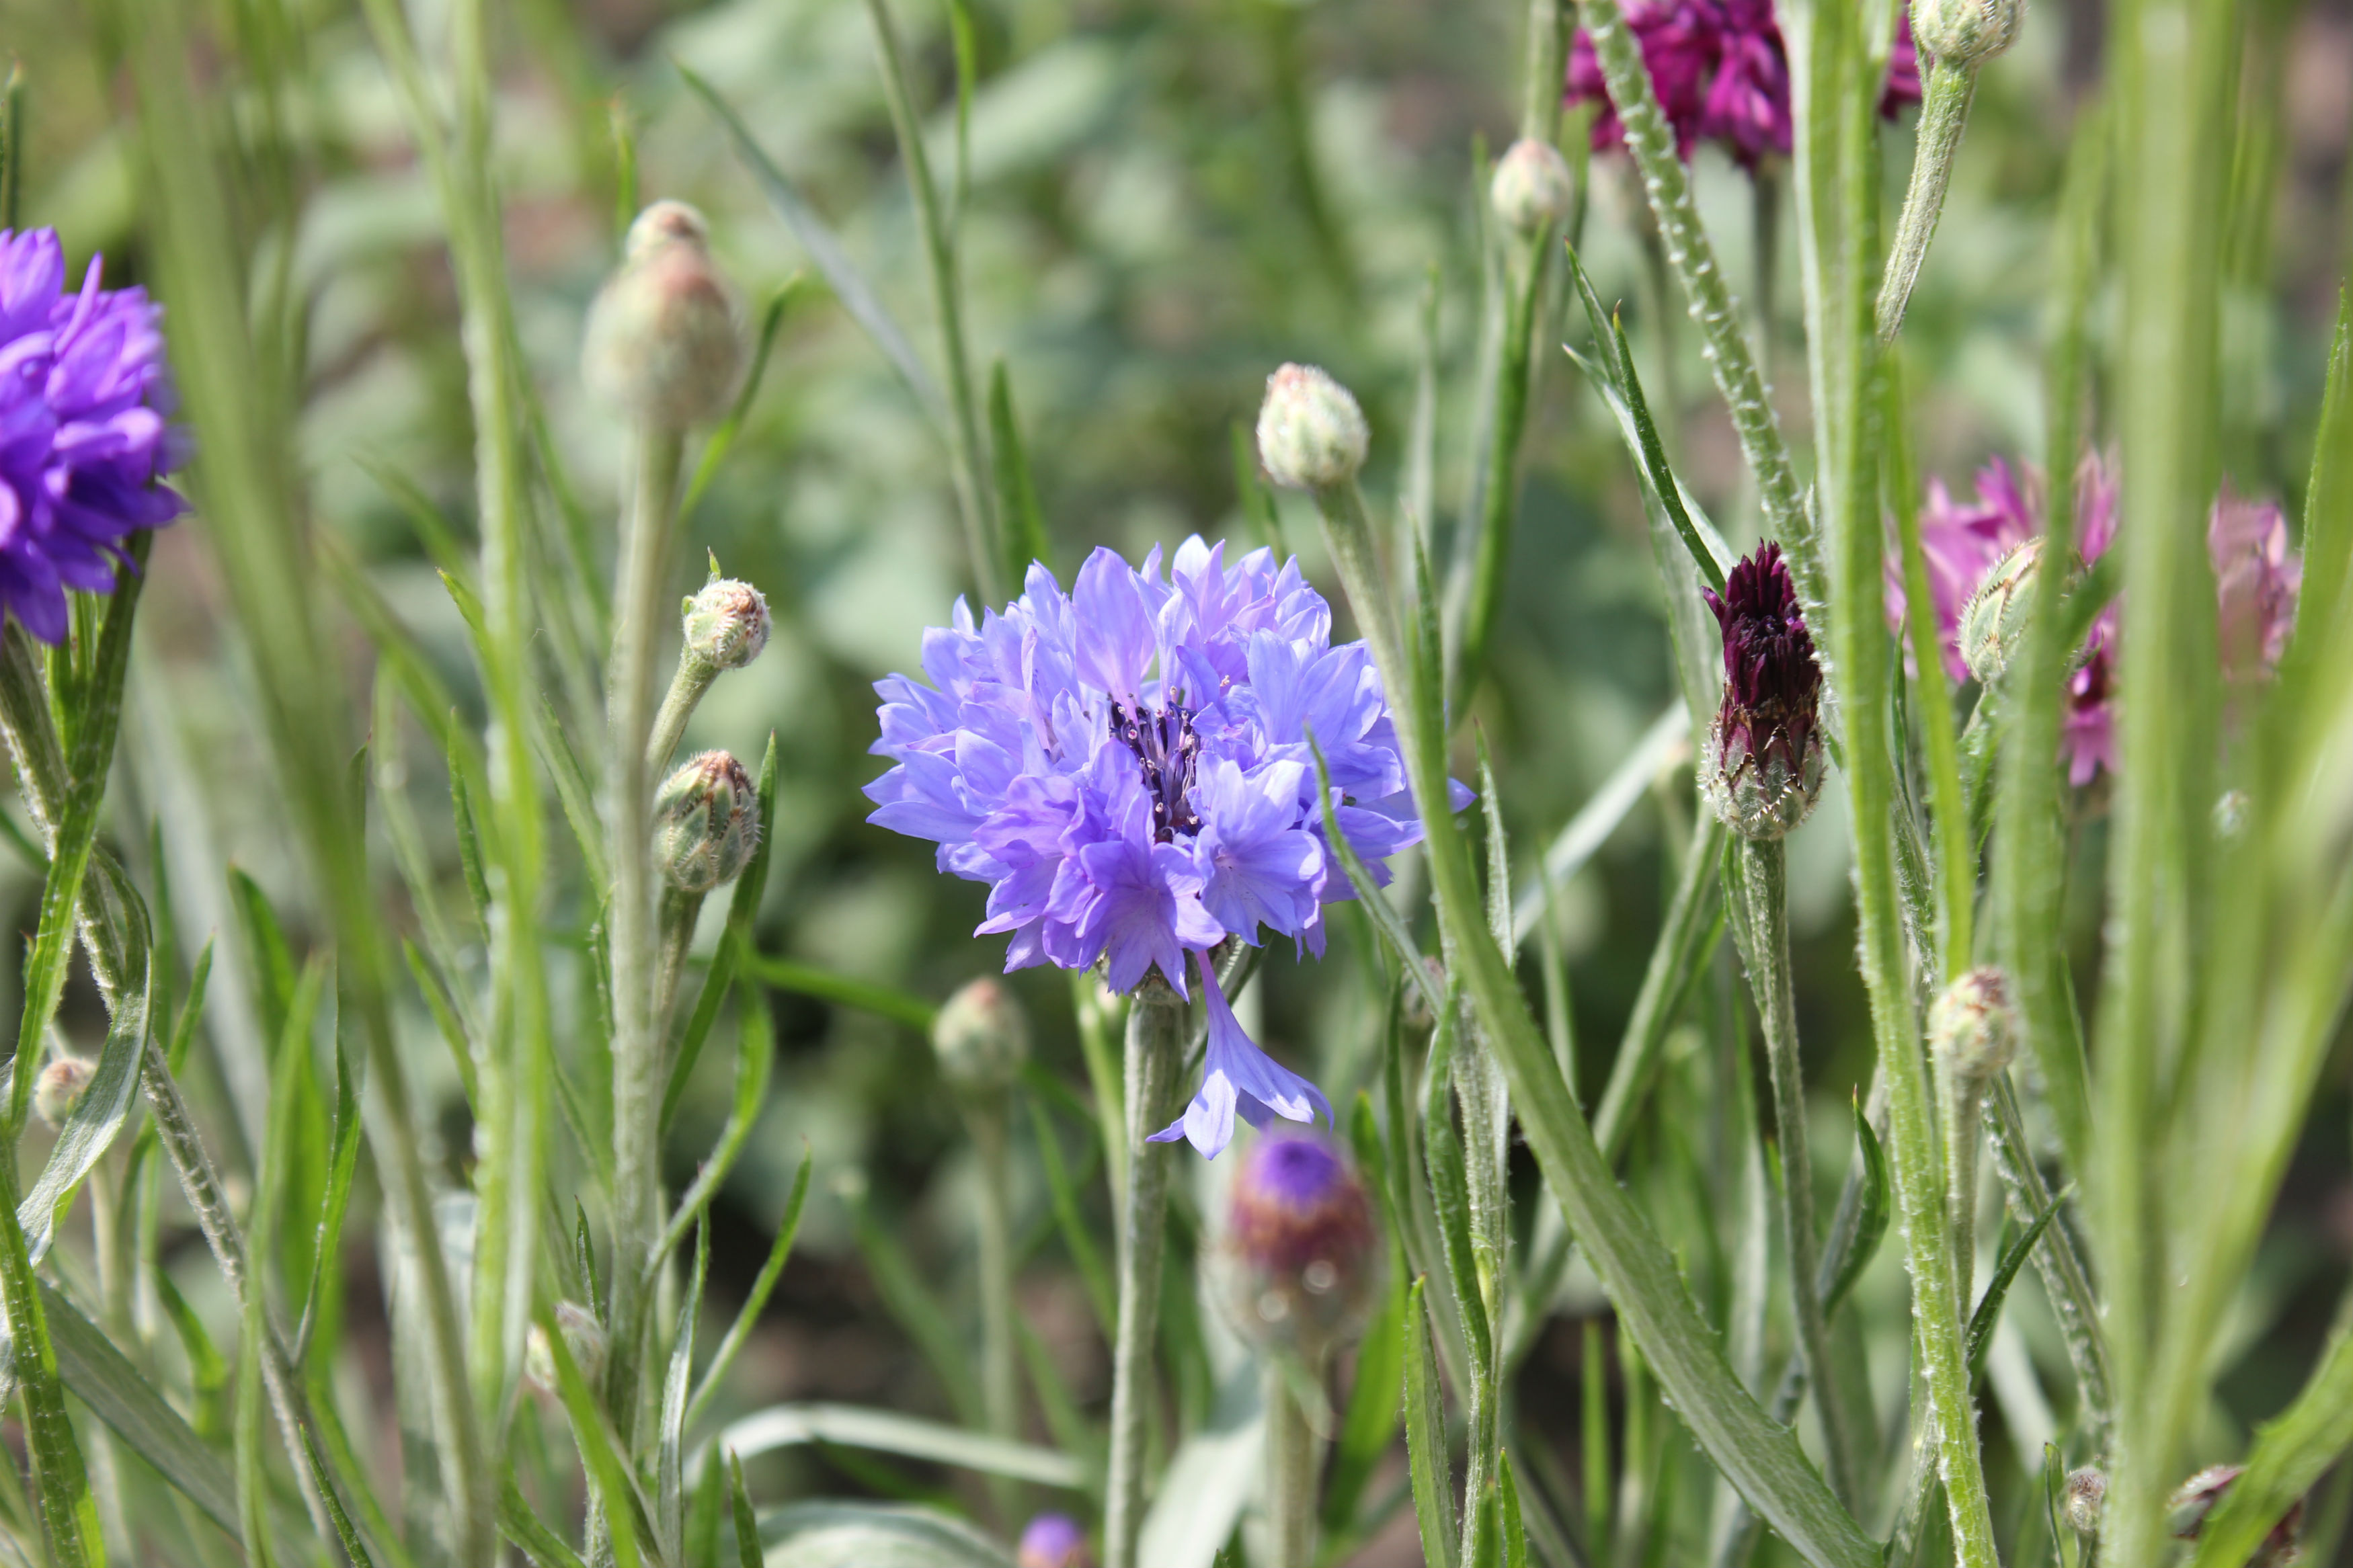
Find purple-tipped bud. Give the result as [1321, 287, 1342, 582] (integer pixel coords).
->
[654, 750, 758, 893]
[931, 977, 1032, 1094]
[2169, 1464, 2303, 1567]
[1256, 364, 1368, 491]
[1701, 543, 1825, 841]
[1217, 1130, 1378, 1360]
[583, 200, 746, 429]
[1490, 138, 1577, 236]
[1929, 967, 2016, 1080]
[2063, 1468, 2106, 1536]
[34, 1057, 94, 1129]
[1016, 1514, 1094, 1568]
[682, 572, 770, 671]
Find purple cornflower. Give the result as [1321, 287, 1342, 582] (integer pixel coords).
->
[1565, 0, 1921, 170]
[1892, 453, 2300, 786]
[1701, 542, 1826, 840]
[1017, 1514, 1094, 1568]
[1220, 1128, 1378, 1358]
[867, 539, 1459, 1158]
[0, 229, 186, 643]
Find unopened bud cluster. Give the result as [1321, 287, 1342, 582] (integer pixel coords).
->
[1929, 967, 2017, 1081]
[1256, 364, 1368, 491]
[1958, 538, 2040, 684]
[655, 750, 759, 893]
[931, 978, 1032, 1096]
[583, 200, 746, 430]
[1914, 0, 2024, 67]
[1215, 1130, 1378, 1362]
[1702, 543, 1826, 841]
[1490, 138, 1576, 236]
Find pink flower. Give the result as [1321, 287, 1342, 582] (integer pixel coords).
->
[2208, 488, 2301, 679]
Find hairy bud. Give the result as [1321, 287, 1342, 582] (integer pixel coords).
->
[524, 1301, 608, 1395]
[1702, 544, 1826, 841]
[2170, 1464, 2303, 1567]
[655, 750, 759, 893]
[1929, 967, 2017, 1080]
[1490, 138, 1577, 236]
[931, 978, 1033, 1095]
[1016, 1514, 1094, 1568]
[1256, 364, 1368, 491]
[1913, 0, 2023, 66]
[683, 573, 770, 671]
[1216, 1130, 1378, 1362]
[1958, 538, 2041, 684]
[2063, 1468, 2106, 1537]
[583, 200, 746, 429]
[34, 1057, 93, 1129]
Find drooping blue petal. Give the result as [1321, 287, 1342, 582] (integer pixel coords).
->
[1148, 950, 1332, 1158]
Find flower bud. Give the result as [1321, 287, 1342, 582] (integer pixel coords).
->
[1958, 538, 2041, 684]
[1016, 1514, 1094, 1568]
[1913, 0, 2023, 67]
[931, 978, 1032, 1095]
[654, 750, 758, 893]
[1490, 138, 1577, 236]
[2169, 1464, 2304, 1567]
[583, 200, 746, 430]
[34, 1057, 93, 1129]
[524, 1300, 608, 1395]
[1215, 1130, 1378, 1362]
[2063, 1468, 2106, 1536]
[1929, 967, 2016, 1081]
[682, 573, 770, 671]
[1256, 364, 1368, 491]
[1702, 543, 1826, 841]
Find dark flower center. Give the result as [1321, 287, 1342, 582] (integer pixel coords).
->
[1109, 699, 1201, 842]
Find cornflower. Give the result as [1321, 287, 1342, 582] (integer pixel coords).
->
[0, 228, 186, 642]
[1564, 0, 1922, 169]
[867, 538, 1460, 1157]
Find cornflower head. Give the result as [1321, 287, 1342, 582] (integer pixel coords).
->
[1216, 1128, 1378, 1361]
[1565, 0, 1921, 169]
[0, 229, 186, 643]
[867, 538, 1462, 1157]
[1016, 1514, 1094, 1568]
[1702, 542, 1825, 841]
[1893, 452, 2299, 785]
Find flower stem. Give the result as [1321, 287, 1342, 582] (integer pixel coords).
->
[647, 653, 719, 778]
[1983, 1074, 2112, 1440]
[1264, 1357, 1323, 1568]
[605, 423, 686, 1448]
[1875, 60, 1977, 343]
[965, 1094, 1023, 1524]
[1104, 991, 1186, 1568]
[1453, 226, 1553, 718]
[1733, 837, 1857, 1505]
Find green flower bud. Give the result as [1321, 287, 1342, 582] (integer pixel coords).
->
[34, 1057, 93, 1129]
[1490, 138, 1577, 236]
[931, 978, 1033, 1095]
[1255, 364, 1368, 491]
[682, 573, 770, 671]
[1959, 538, 2042, 684]
[524, 1300, 608, 1395]
[2062, 1468, 2106, 1536]
[654, 750, 758, 893]
[1913, 0, 2023, 68]
[1929, 966, 2016, 1080]
[583, 200, 746, 430]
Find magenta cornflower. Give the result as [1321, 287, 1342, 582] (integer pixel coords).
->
[0, 229, 186, 643]
[867, 538, 1462, 1157]
[1564, 0, 1921, 169]
[1016, 1514, 1094, 1568]
[1890, 453, 2301, 785]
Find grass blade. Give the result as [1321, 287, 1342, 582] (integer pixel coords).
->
[660, 1219, 712, 1557]
[703, 1404, 1088, 1489]
[1964, 1187, 2065, 1376]
[727, 1452, 763, 1568]
[500, 1477, 588, 1568]
[1823, 1097, 1892, 1315]
[1404, 1277, 1460, 1568]
[990, 360, 1053, 583]
[688, 1147, 813, 1427]
[648, 992, 772, 1289]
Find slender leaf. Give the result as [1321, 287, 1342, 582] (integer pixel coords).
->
[1421, 985, 1491, 1372]
[740, 952, 938, 1033]
[1404, 1278, 1460, 1568]
[1964, 1188, 2066, 1374]
[757, 1501, 1017, 1568]
[1231, 421, 1285, 558]
[684, 282, 805, 523]
[21, 918, 149, 1265]
[1308, 740, 1445, 1023]
[703, 1403, 1086, 1488]
[727, 1452, 763, 1568]
[688, 1147, 813, 1427]
[649, 987, 774, 1288]
[990, 360, 1052, 583]
[536, 694, 608, 891]
[500, 1477, 588, 1568]
[1030, 1097, 1115, 1337]
[539, 1301, 654, 1568]
[1823, 1098, 1892, 1314]
[660, 1218, 712, 1556]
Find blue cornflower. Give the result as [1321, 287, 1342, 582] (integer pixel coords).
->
[0, 229, 186, 644]
[867, 538, 1460, 1157]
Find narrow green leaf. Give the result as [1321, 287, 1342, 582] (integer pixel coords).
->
[447, 718, 494, 926]
[235, 1269, 275, 1568]
[1423, 982, 1492, 1373]
[1307, 740, 1445, 1023]
[1468, 1482, 1502, 1568]
[1964, 1186, 2065, 1374]
[2189, 1301, 2353, 1568]
[1404, 1278, 1460, 1568]
[1499, 1452, 1529, 1568]
[294, 1419, 378, 1568]
[536, 694, 608, 891]
[846, 1186, 986, 1428]
[44, 1280, 241, 1538]
[684, 282, 804, 524]
[1476, 733, 1509, 954]
[758, 1501, 1019, 1568]
[688, 1147, 812, 1428]
[649, 985, 774, 1288]
[1582, 1319, 1609, 1559]
[727, 1452, 763, 1568]
[294, 1020, 366, 1362]
[1324, 1149, 1404, 1540]
[740, 952, 939, 1033]
[155, 1270, 229, 1437]
[404, 938, 481, 1106]
[538, 1302, 653, 1568]
[704, 1403, 1087, 1489]
[660, 1218, 712, 1556]
[1823, 1098, 1892, 1314]
[21, 915, 149, 1264]
[500, 1476, 588, 1568]
[990, 360, 1053, 583]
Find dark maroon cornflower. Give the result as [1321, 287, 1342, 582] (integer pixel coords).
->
[1218, 1130, 1378, 1361]
[0, 229, 186, 643]
[1017, 1514, 1094, 1568]
[1702, 542, 1826, 840]
[1566, 0, 1922, 170]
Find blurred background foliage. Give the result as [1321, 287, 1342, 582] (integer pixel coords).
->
[5, 0, 2352, 1555]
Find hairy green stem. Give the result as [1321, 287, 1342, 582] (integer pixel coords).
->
[647, 654, 720, 779]
[653, 886, 707, 1044]
[1875, 60, 1978, 341]
[606, 425, 687, 1446]
[1733, 839, 1856, 1503]
[1983, 1075, 2112, 1440]
[1104, 992, 1186, 1568]
[1265, 1358, 1322, 1568]
[966, 1095, 1022, 1524]
[1455, 1026, 1511, 1555]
